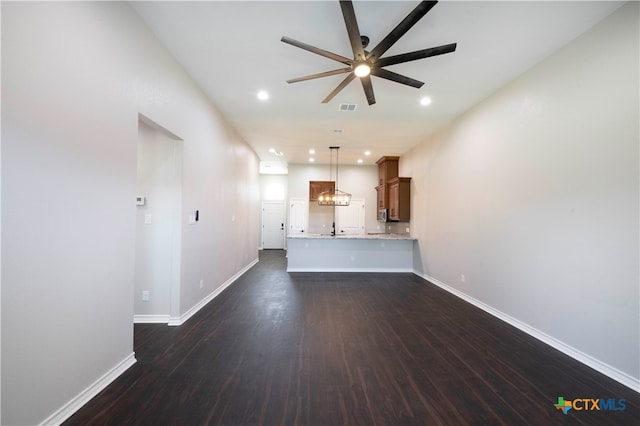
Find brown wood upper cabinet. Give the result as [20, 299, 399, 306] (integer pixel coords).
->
[376, 156, 399, 186]
[376, 184, 386, 209]
[375, 156, 398, 209]
[309, 181, 335, 201]
[375, 156, 410, 221]
[387, 177, 411, 221]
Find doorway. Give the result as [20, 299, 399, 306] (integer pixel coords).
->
[135, 115, 183, 323]
[262, 201, 285, 249]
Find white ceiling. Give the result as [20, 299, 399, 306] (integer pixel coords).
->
[131, 1, 624, 166]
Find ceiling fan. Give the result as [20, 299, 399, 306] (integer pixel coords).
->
[281, 0, 457, 106]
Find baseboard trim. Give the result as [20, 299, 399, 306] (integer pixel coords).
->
[40, 352, 137, 426]
[133, 314, 170, 324]
[415, 271, 640, 393]
[168, 257, 259, 326]
[287, 267, 414, 273]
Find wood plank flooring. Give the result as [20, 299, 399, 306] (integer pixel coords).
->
[65, 250, 639, 425]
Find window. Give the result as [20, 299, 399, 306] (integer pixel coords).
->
[265, 182, 285, 200]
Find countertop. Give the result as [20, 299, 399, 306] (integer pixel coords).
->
[287, 233, 415, 240]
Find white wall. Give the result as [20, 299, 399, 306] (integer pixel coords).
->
[403, 3, 639, 385]
[288, 163, 380, 233]
[1, 2, 259, 425]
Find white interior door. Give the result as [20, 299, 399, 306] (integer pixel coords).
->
[336, 198, 365, 236]
[289, 197, 308, 235]
[262, 201, 285, 249]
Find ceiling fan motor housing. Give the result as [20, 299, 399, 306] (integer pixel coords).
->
[281, 0, 457, 105]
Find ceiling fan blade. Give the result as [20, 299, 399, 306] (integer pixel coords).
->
[371, 68, 424, 88]
[367, 1, 438, 62]
[286, 68, 352, 84]
[340, 0, 366, 61]
[281, 36, 352, 65]
[360, 75, 376, 105]
[322, 73, 356, 104]
[377, 43, 457, 67]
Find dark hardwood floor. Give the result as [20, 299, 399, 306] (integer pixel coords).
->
[65, 250, 639, 425]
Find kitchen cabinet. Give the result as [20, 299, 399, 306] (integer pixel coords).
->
[376, 156, 399, 186]
[375, 156, 411, 221]
[376, 184, 386, 209]
[309, 181, 335, 201]
[387, 177, 411, 221]
[375, 156, 398, 209]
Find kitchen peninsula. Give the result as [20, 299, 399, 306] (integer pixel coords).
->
[286, 234, 416, 272]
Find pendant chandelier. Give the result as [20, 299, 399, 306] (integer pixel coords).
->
[318, 146, 352, 206]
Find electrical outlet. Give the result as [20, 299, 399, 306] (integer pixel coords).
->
[461, 274, 466, 283]
[199, 279, 204, 289]
[142, 290, 150, 301]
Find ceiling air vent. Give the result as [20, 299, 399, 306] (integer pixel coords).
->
[338, 103, 357, 111]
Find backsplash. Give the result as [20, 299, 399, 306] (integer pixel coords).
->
[386, 221, 411, 236]
[368, 221, 410, 236]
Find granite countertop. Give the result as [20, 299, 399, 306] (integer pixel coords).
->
[287, 233, 415, 240]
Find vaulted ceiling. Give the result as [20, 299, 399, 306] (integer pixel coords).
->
[131, 1, 624, 167]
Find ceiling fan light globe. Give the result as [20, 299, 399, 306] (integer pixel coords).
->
[354, 63, 371, 77]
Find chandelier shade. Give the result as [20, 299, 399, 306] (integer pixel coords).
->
[318, 189, 352, 206]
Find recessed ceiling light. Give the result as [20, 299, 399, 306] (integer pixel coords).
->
[357, 159, 363, 164]
[309, 158, 315, 163]
[257, 90, 269, 101]
[420, 96, 432, 106]
[364, 150, 371, 156]
[309, 149, 315, 154]
[268, 148, 275, 153]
